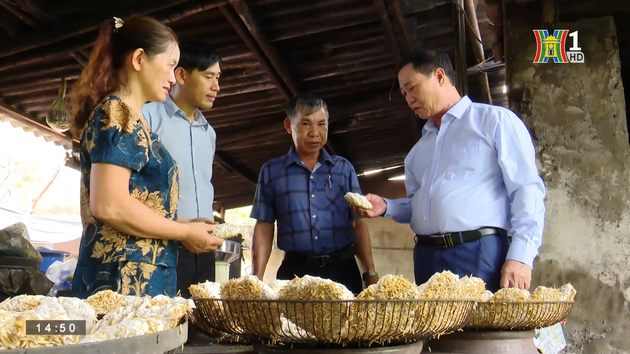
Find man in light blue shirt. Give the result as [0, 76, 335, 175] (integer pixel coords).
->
[142, 41, 222, 298]
[354, 47, 546, 292]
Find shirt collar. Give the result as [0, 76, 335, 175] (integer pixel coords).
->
[283, 146, 335, 168]
[422, 95, 472, 134]
[163, 94, 209, 127]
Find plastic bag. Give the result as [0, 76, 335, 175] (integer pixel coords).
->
[46, 259, 77, 296]
[0, 222, 42, 261]
[0, 267, 53, 301]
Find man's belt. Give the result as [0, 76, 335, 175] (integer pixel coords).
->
[283, 244, 356, 268]
[414, 227, 506, 248]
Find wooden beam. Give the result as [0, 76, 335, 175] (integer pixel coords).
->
[485, 0, 504, 62]
[391, 0, 413, 57]
[463, 0, 492, 104]
[453, 0, 468, 96]
[467, 60, 504, 74]
[373, 0, 402, 65]
[215, 152, 258, 186]
[0, 5, 20, 36]
[219, 4, 292, 101]
[0, 1, 38, 27]
[0, 99, 75, 148]
[228, 0, 300, 95]
[0, 0, 229, 59]
[221, 0, 340, 156]
[0, 0, 86, 67]
[373, 0, 421, 144]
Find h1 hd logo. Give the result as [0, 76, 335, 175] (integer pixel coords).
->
[533, 29, 584, 63]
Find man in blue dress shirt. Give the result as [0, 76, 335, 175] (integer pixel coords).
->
[142, 41, 223, 298]
[354, 47, 546, 292]
[250, 93, 378, 294]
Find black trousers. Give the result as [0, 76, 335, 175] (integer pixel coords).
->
[276, 256, 363, 295]
[176, 249, 216, 298]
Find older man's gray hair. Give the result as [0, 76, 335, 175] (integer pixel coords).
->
[286, 93, 329, 122]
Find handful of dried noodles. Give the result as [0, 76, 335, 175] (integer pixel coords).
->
[220, 275, 281, 338]
[211, 223, 243, 239]
[348, 275, 421, 344]
[278, 275, 354, 342]
[344, 192, 373, 210]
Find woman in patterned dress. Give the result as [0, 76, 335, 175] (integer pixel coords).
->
[68, 15, 224, 298]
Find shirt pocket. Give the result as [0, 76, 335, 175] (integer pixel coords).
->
[445, 142, 490, 181]
[324, 181, 347, 213]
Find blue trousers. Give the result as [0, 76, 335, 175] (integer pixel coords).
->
[413, 235, 510, 292]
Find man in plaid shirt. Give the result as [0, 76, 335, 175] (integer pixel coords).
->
[250, 93, 378, 294]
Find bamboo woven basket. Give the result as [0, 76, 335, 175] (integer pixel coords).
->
[465, 301, 574, 330]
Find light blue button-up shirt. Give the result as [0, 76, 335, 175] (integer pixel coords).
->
[384, 96, 546, 268]
[142, 95, 216, 220]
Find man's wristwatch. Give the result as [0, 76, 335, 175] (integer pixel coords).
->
[362, 270, 379, 282]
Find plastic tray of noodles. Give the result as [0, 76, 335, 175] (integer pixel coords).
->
[0, 319, 188, 354]
[0, 291, 191, 354]
[465, 284, 577, 330]
[193, 274, 478, 348]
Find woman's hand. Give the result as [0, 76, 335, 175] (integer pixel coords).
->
[180, 222, 223, 253]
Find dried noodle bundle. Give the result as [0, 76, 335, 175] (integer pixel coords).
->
[211, 223, 243, 239]
[348, 275, 421, 344]
[529, 286, 562, 301]
[84, 289, 125, 314]
[344, 192, 373, 210]
[490, 288, 530, 302]
[220, 275, 282, 338]
[278, 275, 354, 342]
[0, 300, 80, 349]
[417, 271, 464, 299]
[189, 280, 221, 299]
[524, 284, 576, 326]
[267, 279, 289, 293]
[559, 283, 577, 301]
[415, 271, 473, 336]
[86, 293, 190, 343]
[459, 276, 487, 301]
[0, 295, 47, 312]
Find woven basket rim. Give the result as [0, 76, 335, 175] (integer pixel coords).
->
[193, 298, 479, 304]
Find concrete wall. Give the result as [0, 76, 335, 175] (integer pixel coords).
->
[504, 10, 629, 353]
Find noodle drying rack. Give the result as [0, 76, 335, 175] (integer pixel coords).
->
[192, 298, 476, 348]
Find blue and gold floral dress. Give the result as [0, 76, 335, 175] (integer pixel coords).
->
[71, 96, 180, 298]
